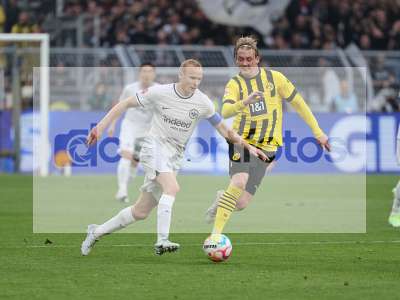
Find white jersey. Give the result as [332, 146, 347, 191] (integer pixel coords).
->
[136, 83, 215, 153]
[119, 81, 155, 134]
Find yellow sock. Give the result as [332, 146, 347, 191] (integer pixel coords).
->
[212, 184, 243, 234]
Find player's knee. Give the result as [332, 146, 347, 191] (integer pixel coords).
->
[163, 182, 180, 196]
[132, 207, 149, 221]
[230, 176, 247, 190]
[171, 183, 180, 195]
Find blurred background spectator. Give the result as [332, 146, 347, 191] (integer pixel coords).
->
[369, 54, 399, 111]
[0, 0, 397, 50]
[87, 82, 110, 110]
[0, 0, 399, 112]
[332, 79, 359, 113]
[11, 11, 36, 34]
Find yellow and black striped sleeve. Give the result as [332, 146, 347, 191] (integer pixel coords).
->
[221, 79, 246, 118]
[276, 71, 324, 139]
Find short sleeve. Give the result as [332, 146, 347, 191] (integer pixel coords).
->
[222, 79, 240, 104]
[203, 97, 216, 119]
[136, 86, 157, 108]
[275, 71, 297, 102]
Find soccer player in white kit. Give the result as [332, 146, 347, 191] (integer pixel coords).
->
[81, 59, 267, 255]
[108, 63, 157, 203]
[389, 123, 400, 227]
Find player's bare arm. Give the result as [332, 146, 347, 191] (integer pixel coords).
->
[221, 91, 264, 119]
[87, 96, 138, 145]
[214, 121, 267, 161]
[107, 119, 117, 137]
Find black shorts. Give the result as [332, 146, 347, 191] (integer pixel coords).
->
[228, 142, 276, 195]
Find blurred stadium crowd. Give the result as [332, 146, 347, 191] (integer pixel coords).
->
[1, 0, 399, 50]
[0, 0, 399, 113]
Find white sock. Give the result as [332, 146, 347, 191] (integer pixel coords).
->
[130, 164, 137, 182]
[117, 157, 131, 194]
[392, 181, 400, 213]
[94, 206, 135, 238]
[157, 194, 175, 243]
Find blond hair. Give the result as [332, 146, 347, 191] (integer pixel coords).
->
[234, 36, 259, 58]
[179, 59, 202, 76]
[180, 59, 202, 68]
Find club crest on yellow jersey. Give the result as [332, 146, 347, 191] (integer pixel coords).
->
[232, 152, 241, 161]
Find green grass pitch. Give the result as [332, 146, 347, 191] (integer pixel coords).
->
[0, 174, 399, 299]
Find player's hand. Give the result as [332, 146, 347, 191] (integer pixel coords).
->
[243, 91, 263, 105]
[246, 144, 268, 162]
[317, 134, 331, 152]
[87, 126, 101, 146]
[255, 148, 268, 162]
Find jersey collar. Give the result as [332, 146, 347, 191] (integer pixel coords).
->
[173, 83, 194, 99]
[238, 67, 261, 80]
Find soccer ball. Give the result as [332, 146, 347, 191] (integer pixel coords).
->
[203, 234, 232, 262]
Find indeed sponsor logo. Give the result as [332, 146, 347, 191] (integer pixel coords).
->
[162, 114, 192, 128]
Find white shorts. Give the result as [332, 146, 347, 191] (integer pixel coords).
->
[118, 118, 147, 160]
[139, 137, 183, 200]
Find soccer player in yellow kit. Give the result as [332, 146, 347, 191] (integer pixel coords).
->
[206, 36, 331, 235]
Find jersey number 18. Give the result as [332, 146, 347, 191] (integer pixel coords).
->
[249, 97, 267, 116]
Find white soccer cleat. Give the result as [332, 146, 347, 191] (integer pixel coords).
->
[81, 224, 99, 256]
[205, 190, 224, 224]
[389, 213, 400, 227]
[154, 240, 180, 255]
[115, 189, 129, 203]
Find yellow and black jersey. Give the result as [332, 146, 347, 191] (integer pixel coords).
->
[221, 67, 323, 152]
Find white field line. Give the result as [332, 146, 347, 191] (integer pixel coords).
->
[2, 240, 400, 249]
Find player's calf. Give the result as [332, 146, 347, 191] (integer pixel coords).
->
[235, 202, 247, 211]
[235, 190, 254, 211]
[212, 184, 243, 234]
